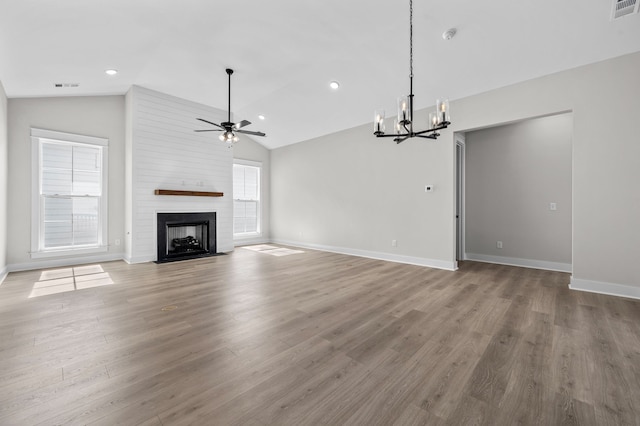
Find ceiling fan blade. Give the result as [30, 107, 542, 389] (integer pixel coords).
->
[236, 129, 266, 137]
[196, 118, 224, 129]
[194, 129, 223, 132]
[234, 119, 251, 129]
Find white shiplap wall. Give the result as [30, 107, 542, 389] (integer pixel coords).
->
[127, 86, 232, 263]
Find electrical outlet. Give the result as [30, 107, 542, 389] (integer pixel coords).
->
[392, 239, 397, 247]
[497, 241, 503, 249]
[549, 202, 557, 211]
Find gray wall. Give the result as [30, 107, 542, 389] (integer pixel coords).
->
[233, 138, 271, 245]
[7, 96, 126, 269]
[271, 51, 640, 297]
[465, 114, 572, 269]
[0, 81, 7, 282]
[271, 122, 456, 270]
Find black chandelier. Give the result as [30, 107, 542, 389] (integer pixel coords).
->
[373, 0, 451, 144]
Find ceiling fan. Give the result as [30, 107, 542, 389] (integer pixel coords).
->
[195, 68, 266, 143]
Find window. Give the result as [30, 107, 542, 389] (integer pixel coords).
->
[233, 160, 261, 236]
[31, 128, 108, 258]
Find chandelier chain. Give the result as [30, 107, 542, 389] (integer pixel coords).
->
[409, 0, 413, 78]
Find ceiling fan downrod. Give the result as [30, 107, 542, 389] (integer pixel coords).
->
[225, 68, 233, 125]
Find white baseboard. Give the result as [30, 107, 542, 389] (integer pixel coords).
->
[464, 253, 572, 273]
[271, 239, 457, 271]
[8, 253, 124, 273]
[124, 255, 155, 264]
[570, 277, 640, 301]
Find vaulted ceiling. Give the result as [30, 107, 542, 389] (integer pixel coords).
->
[1, 0, 639, 149]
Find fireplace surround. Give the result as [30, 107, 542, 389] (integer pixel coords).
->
[156, 212, 217, 263]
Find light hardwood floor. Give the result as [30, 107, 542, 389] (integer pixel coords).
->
[1, 247, 639, 425]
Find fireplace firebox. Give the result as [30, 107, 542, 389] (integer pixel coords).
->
[156, 212, 217, 263]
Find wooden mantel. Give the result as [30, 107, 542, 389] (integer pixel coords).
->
[154, 189, 224, 197]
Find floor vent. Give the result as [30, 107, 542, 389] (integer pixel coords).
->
[611, 0, 639, 19]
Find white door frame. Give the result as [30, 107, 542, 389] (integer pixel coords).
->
[455, 134, 466, 262]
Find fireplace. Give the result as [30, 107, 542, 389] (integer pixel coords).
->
[156, 212, 217, 263]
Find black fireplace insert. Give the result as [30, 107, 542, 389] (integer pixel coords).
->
[156, 212, 217, 263]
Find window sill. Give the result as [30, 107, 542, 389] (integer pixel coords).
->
[30, 246, 108, 259]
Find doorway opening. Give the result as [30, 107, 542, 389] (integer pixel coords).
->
[459, 113, 572, 272]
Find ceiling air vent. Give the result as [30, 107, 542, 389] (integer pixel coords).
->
[611, 0, 639, 20]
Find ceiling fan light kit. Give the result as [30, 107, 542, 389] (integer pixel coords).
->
[374, 0, 451, 144]
[195, 68, 266, 145]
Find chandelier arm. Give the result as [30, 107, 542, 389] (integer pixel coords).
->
[416, 133, 439, 140]
[376, 133, 408, 138]
[413, 124, 449, 136]
[413, 131, 436, 136]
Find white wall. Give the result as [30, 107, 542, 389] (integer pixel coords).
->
[271, 51, 640, 298]
[233, 138, 271, 245]
[464, 114, 572, 271]
[124, 89, 134, 262]
[0, 81, 7, 283]
[125, 86, 233, 263]
[7, 96, 125, 271]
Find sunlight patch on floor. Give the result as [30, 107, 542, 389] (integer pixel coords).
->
[30, 265, 114, 298]
[241, 244, 304, 257]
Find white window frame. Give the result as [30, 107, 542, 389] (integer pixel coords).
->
[30, 128, 109, 258]
[233, 159, 261, 238]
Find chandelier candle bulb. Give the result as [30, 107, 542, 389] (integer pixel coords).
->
[394, 118, 401, 134]
[429, 112, 437, 129]
[398, 97, 410, 124]
[374, 110, 385, 134]
[437, 99, 450, 124]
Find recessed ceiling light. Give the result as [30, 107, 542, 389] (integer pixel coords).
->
[329, 81, 340, 90]
[258, 114, 265, 120]
[105, 69, 118, 76]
